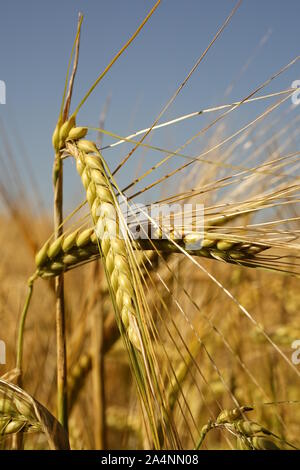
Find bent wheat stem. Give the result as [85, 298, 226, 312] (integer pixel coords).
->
[16, 275, 37, 381]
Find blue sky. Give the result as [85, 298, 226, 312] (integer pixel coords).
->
[0, 0, 299, 210]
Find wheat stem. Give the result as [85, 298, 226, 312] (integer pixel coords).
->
[52, 15, 82, 433]
[16, 276, 36, 379]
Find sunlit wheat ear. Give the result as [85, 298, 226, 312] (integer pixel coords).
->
[35, 224, 270, 278]
[65, 139, 142, 350]
[0, 380, 69, 449]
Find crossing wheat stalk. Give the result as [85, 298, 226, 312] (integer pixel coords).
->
[35, 223, 268, 278]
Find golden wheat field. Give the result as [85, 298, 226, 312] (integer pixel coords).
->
[0, 0, 300, 452]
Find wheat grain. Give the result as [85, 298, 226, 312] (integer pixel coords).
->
[237, 435, 280, 450]
[216, 406, 254, 424]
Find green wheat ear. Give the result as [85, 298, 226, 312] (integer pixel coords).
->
[65, 139, 141, 349]
[196, 405, 298, 450]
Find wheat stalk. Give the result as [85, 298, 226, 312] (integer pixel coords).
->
[63, 137, 187, 448]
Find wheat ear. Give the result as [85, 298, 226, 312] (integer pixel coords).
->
[0, 395, 40, 435]
[35, 224, 268, 278]
[63, 138, 142, 349]
[196, 406, 297, 450]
